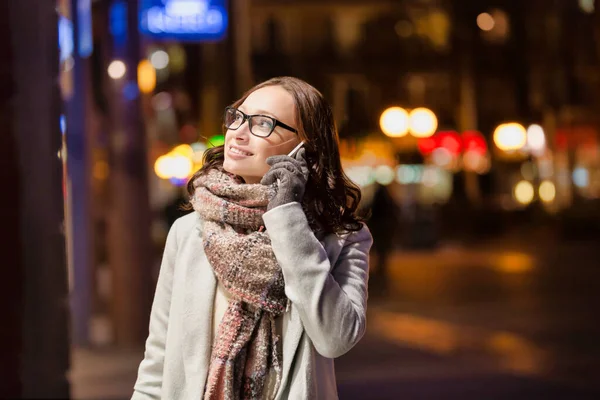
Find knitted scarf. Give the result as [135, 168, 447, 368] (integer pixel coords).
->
[191, 169, 287, 400]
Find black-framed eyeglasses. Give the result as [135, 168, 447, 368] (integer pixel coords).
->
[224, 107, 298, 138]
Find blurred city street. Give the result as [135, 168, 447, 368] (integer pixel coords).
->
[71, 229, 600, 399]
[4, 0, 600, 398]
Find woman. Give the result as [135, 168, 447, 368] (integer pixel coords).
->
[132, 77, 372, 399]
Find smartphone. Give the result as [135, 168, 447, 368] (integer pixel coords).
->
[287, 141, 305, 157]
[275, 141, 305, 187]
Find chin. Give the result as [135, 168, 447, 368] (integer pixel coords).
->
[222, 159, 240, 176]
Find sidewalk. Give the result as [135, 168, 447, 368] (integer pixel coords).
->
[69, 347, 142, 400]
[68, 231, 600, 399]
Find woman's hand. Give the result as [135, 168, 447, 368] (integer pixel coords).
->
[261, 148, 309, 211]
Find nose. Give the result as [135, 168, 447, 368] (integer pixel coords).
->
[230, 120, 251, 143]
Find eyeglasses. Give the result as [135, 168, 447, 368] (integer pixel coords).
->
[224, 107, 298, 138]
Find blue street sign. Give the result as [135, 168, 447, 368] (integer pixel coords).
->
[139, 0, 228, 41]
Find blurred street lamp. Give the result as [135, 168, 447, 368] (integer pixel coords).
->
[154, 155, 173, 179]
[137, 60, 156, 94]
[380, 107, 409, 137]
[514, 180, 534, 205]
[526, 124, 546, 155]
[408, 107, 438, 138]
[150, 49, 170, 70]
[170, 155, 194, 179]
[107, 59, 126, 79]
[154, 152, 193, 181]
[493, 122, 527, 151]
[171, 143, 194, 158]
[477, 13, 495, 31]
[539, 180, 556, 203]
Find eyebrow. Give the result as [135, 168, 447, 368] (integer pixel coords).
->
[239, 106, 279, 120]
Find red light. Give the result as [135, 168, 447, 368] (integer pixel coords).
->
[555, 132, 568, 150]
[438, 131, 462, 155]
[462, 130, 487, 155]
[417, 137, 437, 155]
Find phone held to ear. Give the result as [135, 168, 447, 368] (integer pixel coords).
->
[275, 141, 305, 187]
[287, 141, 305, 157]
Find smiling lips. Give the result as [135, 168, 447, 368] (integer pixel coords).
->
[229, 145, 254, 157]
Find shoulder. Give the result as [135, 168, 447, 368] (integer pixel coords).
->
[343, 223, 372, 245]
[169, 212, 202, 243]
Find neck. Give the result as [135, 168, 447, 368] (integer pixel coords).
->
[240, 175, 261, 184]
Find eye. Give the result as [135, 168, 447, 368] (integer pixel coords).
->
[256, 117, 273, 129]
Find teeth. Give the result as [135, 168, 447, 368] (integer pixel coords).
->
[230, 146, 252, 156]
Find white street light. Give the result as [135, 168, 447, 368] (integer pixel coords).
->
[526, 124, 546, 155]
[107, 60, 127, 79]
[409, 107, 438, 138]
[494, 122, 527, 151]
[380, 107, 409, 138]
[150, 50, 170, 70]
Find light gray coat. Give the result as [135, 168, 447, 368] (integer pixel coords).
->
[132, 202, 373, 399]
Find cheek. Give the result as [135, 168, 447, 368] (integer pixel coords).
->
[253, 151, 272, 172]
[260, 146, 280, 159]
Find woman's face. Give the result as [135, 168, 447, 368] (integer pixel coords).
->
[223, 85, 301, 184]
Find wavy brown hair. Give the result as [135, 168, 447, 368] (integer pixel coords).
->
[187, 76, 364, 235]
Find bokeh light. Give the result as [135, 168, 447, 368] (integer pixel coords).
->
[107, 60, 126, 79]
[380, 107, 409, 137]
[154, 155, 172, 179]
[207, 134, 225, 148]
[408, 108, 438, 138]
[514, 180, 535, 205]
[477, 13, 495, 31]
[438, 131, 462, 155]
[417, 137, 437, 155]
[539, 180, 556, 203]
[579, 0, 595, 14]
[346, 166, 375, 188]
[170, 155, 193, 179]
[526, 124, 546, 155]
[494, 122, 527, 151]
[171, 144, 194, 158]
[150, 50, 170, 70]
[432, 147, 452, 168]
[463, 151, 491, 174]
[137, 60, 156, 94]
[462, 131, 487, 155]
[397, 165, 419, 185]
[152, 92, 173, 111]
[572, 167, 589, 188]
[374, 165, 395, 185]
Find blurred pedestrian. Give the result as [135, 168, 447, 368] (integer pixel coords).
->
[368, 183, 399, 294]
[132, 77, 372, 399]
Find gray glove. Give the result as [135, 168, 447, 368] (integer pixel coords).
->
[261, 148, 309, 211]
